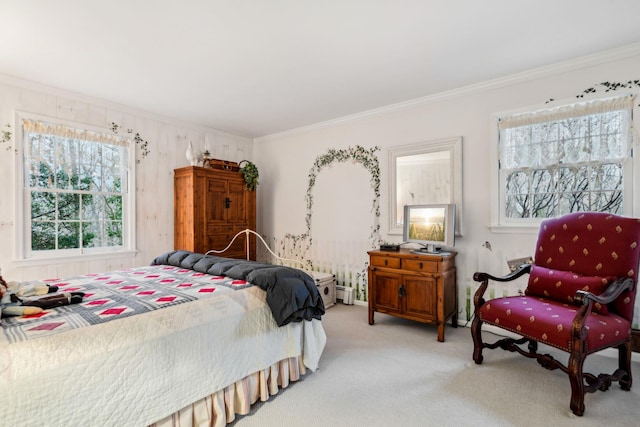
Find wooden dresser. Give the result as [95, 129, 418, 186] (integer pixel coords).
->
[367, 249, 457, 342]
[174, 166, 256, 260]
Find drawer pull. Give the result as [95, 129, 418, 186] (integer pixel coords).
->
[384, 259, 388, 266]
[419, 262, 423, 270]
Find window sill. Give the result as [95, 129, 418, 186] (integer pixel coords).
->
[13, 250, 139, 268]
[488, 223, 540, 234]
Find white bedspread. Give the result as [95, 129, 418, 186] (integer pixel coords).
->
[1, 283, 326, 426]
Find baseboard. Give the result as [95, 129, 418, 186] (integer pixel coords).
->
[336, 298, 367, 307]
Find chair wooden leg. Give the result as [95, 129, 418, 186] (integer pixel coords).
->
[619, 342, 632, 391]
[471, 314, 484, 364]
[568, 350, 586, 416]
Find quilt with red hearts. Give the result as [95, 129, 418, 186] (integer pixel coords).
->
[1, 264, 253, 344]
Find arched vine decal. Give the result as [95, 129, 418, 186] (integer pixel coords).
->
[305, 145, 381, 244]
[273, 145, 381, 302]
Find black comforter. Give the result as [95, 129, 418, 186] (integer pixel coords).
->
[151, 250, 325, 326]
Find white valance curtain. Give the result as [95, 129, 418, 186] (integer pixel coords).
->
[497, 94, 635, 129]
[22, 117, 129, 193]
[22, 119, 130, 147]
[498, 94, 635, 171]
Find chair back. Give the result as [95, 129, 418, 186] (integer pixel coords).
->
[527, 212, 640, 320]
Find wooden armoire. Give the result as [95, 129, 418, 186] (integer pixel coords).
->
[174, 166, 256, 260]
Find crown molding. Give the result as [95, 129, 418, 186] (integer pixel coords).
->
[255, 42, 640, 143]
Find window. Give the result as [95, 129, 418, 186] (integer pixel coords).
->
[18, 117, 135, 260]
[494, 95, 635, 227]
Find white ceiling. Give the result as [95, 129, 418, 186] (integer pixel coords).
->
[2, 1, 640, 138]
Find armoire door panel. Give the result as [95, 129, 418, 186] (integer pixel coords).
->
[205, 178, 228, 223]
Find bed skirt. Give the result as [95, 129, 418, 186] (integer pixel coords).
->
[150, 355, 306, 427]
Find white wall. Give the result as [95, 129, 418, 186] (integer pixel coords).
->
[254, 50, 640, 320]
[0, 76, 253, 281]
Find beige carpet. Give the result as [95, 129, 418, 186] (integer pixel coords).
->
[231, 304, 640, 426]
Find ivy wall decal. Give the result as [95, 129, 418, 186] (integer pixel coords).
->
[546, 79, 640, 105]
[271, 145, 381, 302]
[110, 122, 150, 163]
[1, 121, 152, 157]
[1, 123, 12, 151]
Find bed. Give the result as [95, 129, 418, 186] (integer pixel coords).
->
[1, 247, 326, 426]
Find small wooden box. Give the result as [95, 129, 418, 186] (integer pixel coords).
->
[207, 158, 239, 172]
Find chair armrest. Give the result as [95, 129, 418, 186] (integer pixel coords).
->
[571, 277, 635, 341]
[574, 277, 635, 306]
[473, 263, 532, 283]
[472, 264, 532, 310]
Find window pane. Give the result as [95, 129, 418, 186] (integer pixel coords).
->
[532, 193, 557, 218]
[505, 194, 524, 218]
[603, 131, 624, 159]
[32, 221, 56, 250]
[30, 159, 55, 189]
[106, 221, 123, 246]
[593, 191, 623, 213]
[31, 191, 56, 221]
[103, 146, 123, 192]
[55, 139, 71, 190]
[539, 138, 557, 166]
[590, 163, 620, 191]
[105, 194, 122, 221]
[58, 193, 80, 220]
[531, 169, 553, 193]
[82, 194, 103, 220]
[562, 166, 588, 192]
[58, 222, 80, 249]
[82, 221, 100, 248]
[29, 135, 56, 189]
[558, 192, 589, 214]
[505, 171, 528, 195]
[76, 163, 94, 191]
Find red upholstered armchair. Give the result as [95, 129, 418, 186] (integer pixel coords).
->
[471, 212, 640, 416]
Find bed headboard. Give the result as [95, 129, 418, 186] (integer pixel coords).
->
[205, 229, 308, 271]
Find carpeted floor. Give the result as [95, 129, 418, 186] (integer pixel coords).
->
[231, 303, 640, 426]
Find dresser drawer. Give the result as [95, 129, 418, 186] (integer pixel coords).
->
[402, 258, 439, 273]
[370, 255, 401, 269]
[207, 224, 235, 234]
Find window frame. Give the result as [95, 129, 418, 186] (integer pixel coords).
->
[489, 94, 638, 233]
[14, 112, 137, 264]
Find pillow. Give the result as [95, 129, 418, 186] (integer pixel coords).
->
[205, 259, 246, 276]
[223, 262, 273, 280]
[525, 265, 614, 314]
